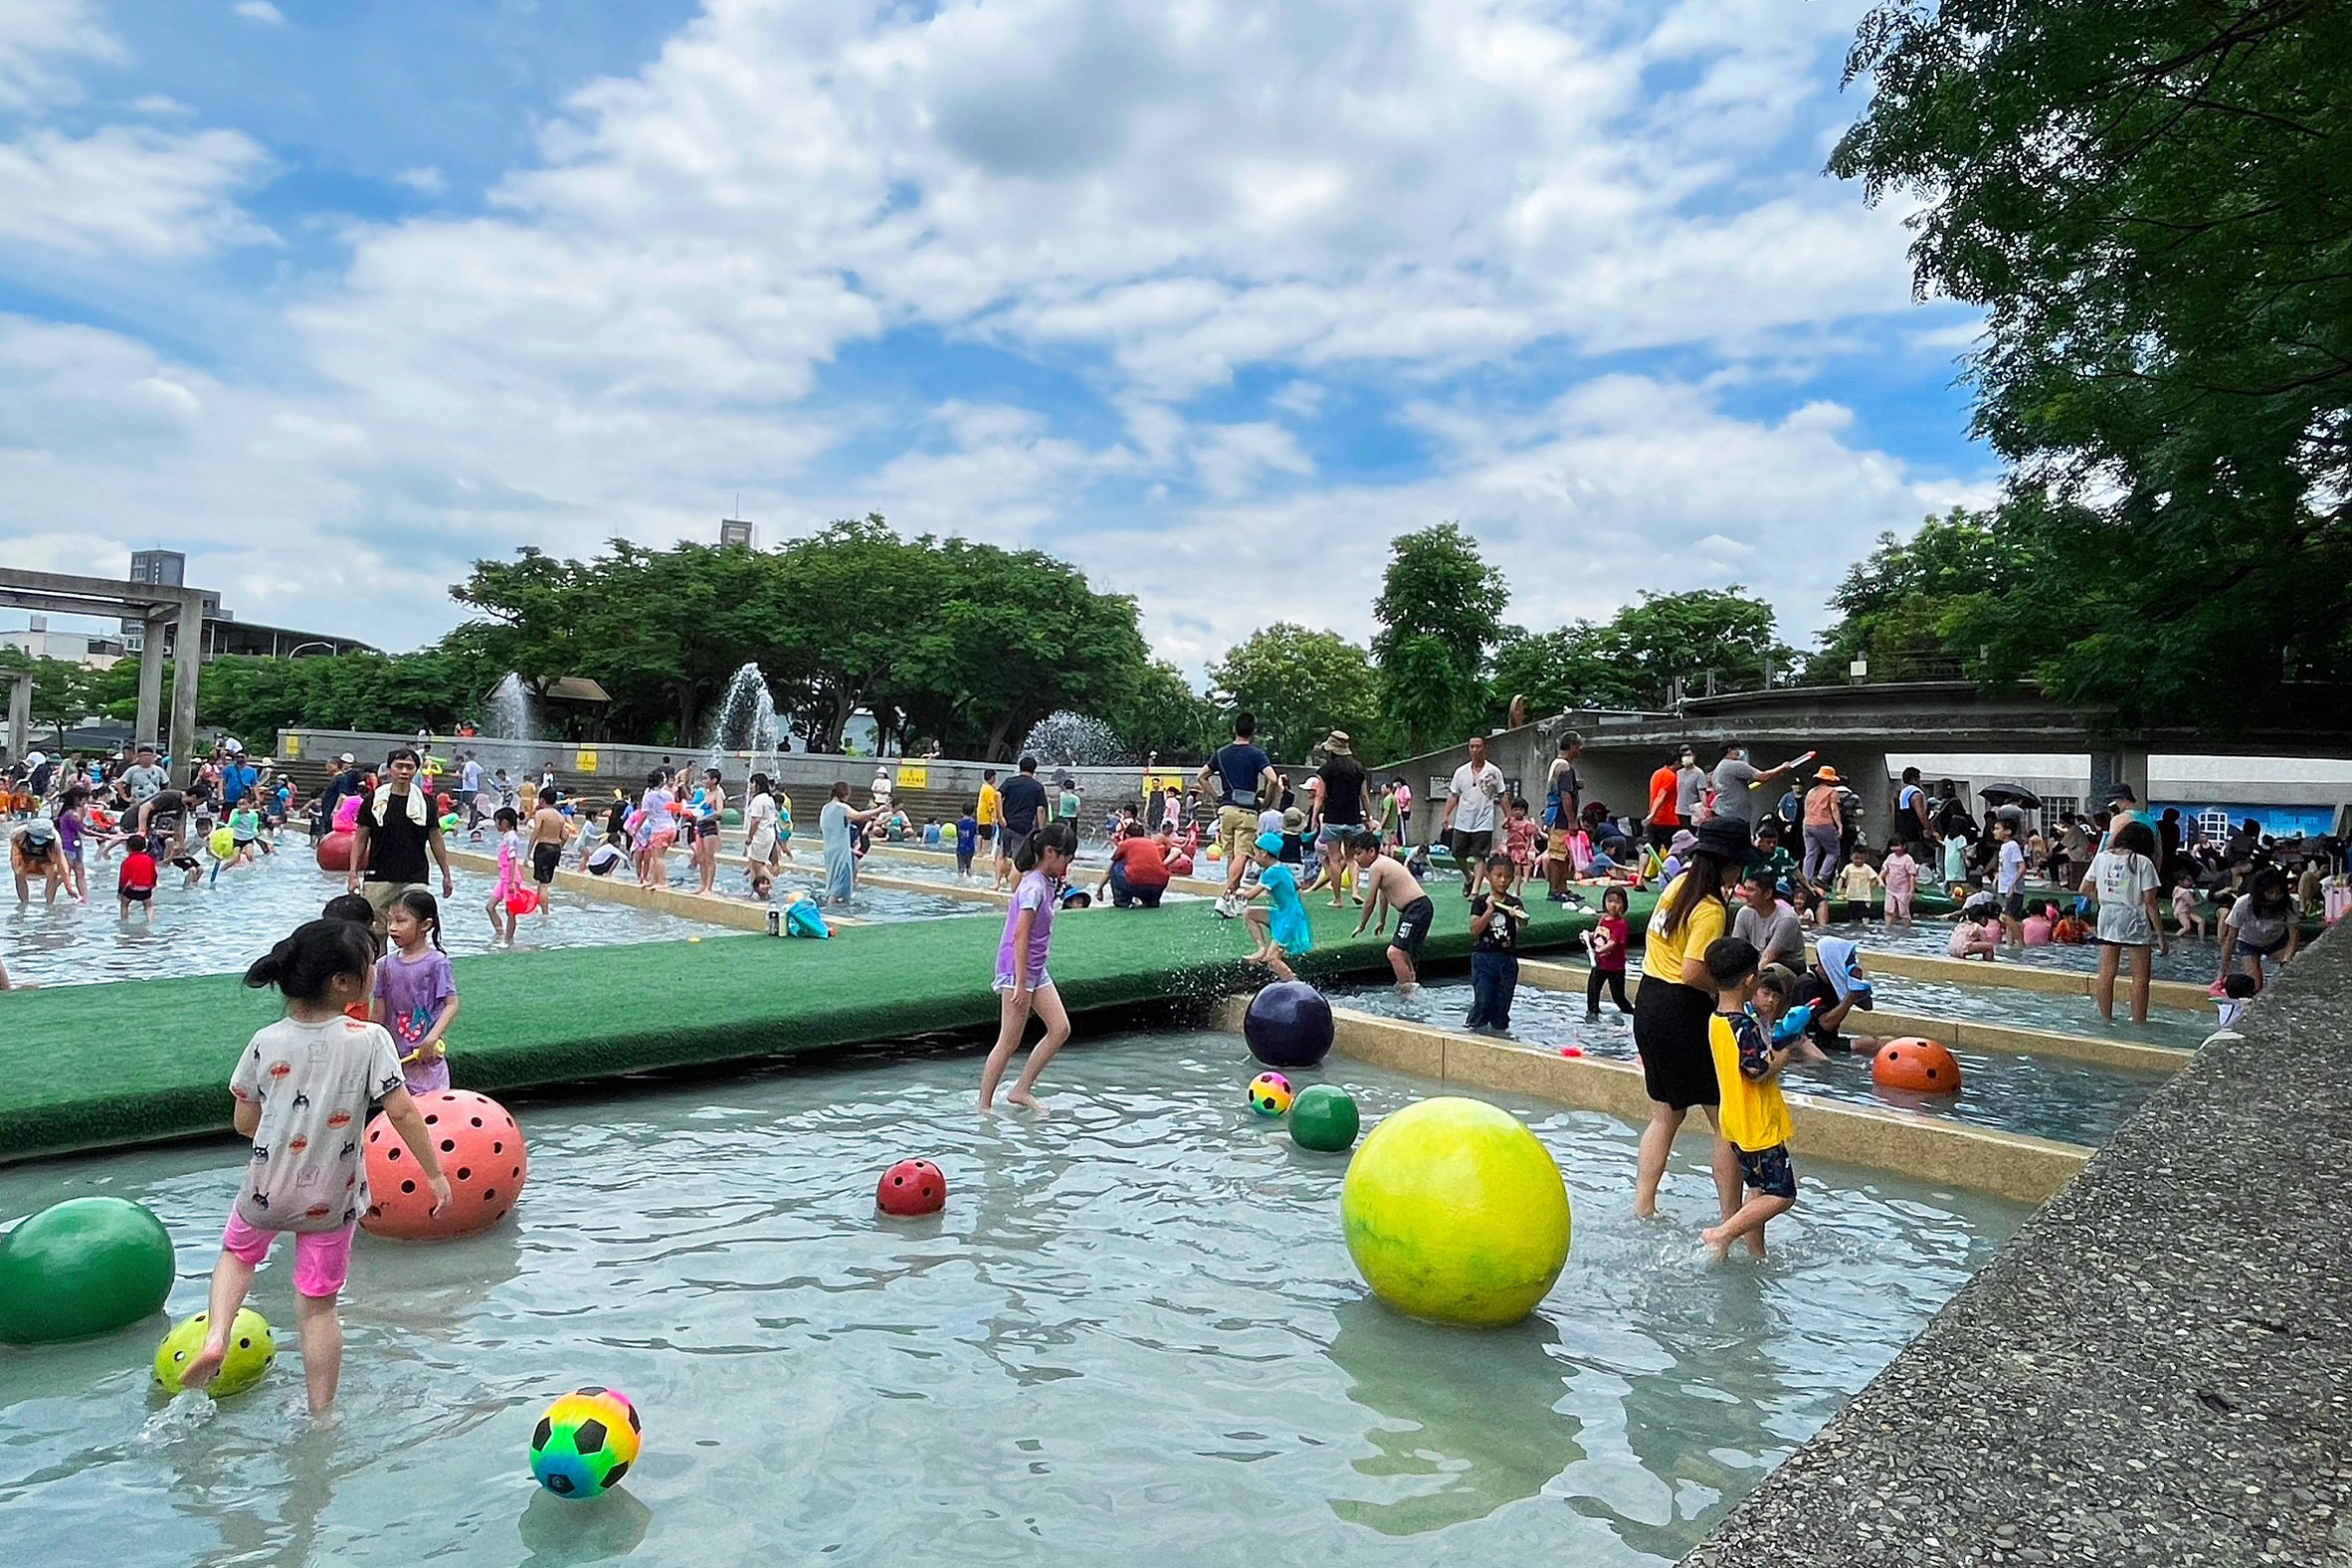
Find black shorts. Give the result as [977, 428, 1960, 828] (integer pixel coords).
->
[1390, 895, 1436, 959]
[2003, 890, 2027, 919]
[695, 817, 720, 841]
[1633, 978, 1720, 1109]
[1444, 829, 1492, 878]
[120, 885, 153, 903]
[1737, 1142, 1797, 1199]
[977, 823, 997, 843]
[531, 843, 562, 884]
[956, 851, 975, 871]
[232, 837, 257, 851]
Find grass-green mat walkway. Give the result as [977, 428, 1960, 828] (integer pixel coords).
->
[0, 888, 1631, 1165]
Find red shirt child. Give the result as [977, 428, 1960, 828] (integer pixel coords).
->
[118, 848, 158, 899]
[1594, 911, 1630, 973]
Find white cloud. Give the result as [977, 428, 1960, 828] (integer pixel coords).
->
[0, 0, 118, 111]
[0, 124, 274, 258]
[128, 93, 195, 117]
[0, 0, 1991, 673]
[232, 2, 285, 25]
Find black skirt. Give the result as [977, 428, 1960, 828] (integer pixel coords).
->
[1633, 977, 1719, 1109]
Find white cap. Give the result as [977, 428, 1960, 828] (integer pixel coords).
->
[223, 737, 243, 754]
[25, 751, 45, 766]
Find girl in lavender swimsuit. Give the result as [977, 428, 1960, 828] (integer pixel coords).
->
[374, 889, 461, 1093]
[978, 822, 1079, 1111]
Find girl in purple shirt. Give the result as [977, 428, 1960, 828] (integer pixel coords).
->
[374, 889, 460, 1093]
[979, 822, 1078, 1111]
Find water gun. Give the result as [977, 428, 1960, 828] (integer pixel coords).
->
[1769, 1003, 1815, 1046]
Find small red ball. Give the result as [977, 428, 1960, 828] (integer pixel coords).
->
[876, 1158, 946, 1217]
[313, 829, 354, 874]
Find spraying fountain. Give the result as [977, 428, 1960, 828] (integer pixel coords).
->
[485, 673, 536, 741]
[705, 663, 786, 777]
[1020, 711, 1129, 768]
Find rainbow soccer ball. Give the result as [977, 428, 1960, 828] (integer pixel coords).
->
[1248, 1072, 1294, 1117]
[529, 1386, 643, 1500]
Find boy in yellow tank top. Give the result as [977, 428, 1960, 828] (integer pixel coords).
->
[1701, 935, 1796, 1261]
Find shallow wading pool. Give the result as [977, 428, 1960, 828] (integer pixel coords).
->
[1330, 979, 2174, 1146]
[0, 1030, 2023, 1566]
[1, 840, 738, 987]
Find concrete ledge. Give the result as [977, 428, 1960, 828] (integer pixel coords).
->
[1212, 997, 2089, 1205]
[1683, 926, 2352, 1567]
[1515, 960, 2194, 1074]
[1836, 946, 2209, 1015]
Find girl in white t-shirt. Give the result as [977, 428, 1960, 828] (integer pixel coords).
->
[742, 772, 781, 882]
[178, 919, 449, 1416]
[2081, 821, 2167, 1024]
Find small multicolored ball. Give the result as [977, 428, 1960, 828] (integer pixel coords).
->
[153, 1307, 275, 1398]
[1248, 1072, 1294, 1117]
[529, 1386, 643, 1500]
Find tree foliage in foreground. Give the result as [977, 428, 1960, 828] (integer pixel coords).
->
[1833, 0, 2352, 727]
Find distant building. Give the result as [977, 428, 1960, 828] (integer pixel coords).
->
[719, 517, 757, 549]
[2, 614, 126, 668]
[115, 548, 371, 660]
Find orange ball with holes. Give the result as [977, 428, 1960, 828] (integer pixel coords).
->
[361, 1089, 528, 1239]
[1871, 1038, 1963, 1094]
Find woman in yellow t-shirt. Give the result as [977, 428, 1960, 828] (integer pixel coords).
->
[1632, 817, 1752, 1223]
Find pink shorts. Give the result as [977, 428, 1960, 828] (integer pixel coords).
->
[222, 1213, 358, 1298]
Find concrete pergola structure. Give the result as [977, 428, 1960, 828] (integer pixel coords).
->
[0, 567, 214, 784]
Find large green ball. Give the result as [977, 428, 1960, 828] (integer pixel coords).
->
[1340, 1097, 1570, 1327]
[153, 1307, 277, 1398]
[0, 1196, 176, 1345]
[1288, 1085, 1360, 1152]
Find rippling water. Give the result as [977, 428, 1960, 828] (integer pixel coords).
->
[1, 841, 738, 987]
[1819, 914, 2227, 984]
[1329, 979, 2175, 1146]
[0, 1031, 2022, 1566]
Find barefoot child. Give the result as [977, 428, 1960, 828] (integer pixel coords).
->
[2170, 879, 2207, 940]
[979, 822, 1078, 1110]
[1880, 841, 1918, 928]
[1583, 884, 1635, 1017]
[1349, 831, 1434, 993]
[1241, 831, 1313, 982]
[181, 920, 450, 1415]
[1700, 936, 1795, 1261]
[486, 807, 526, 943]
[375, 889, 459, 1093]
[1466, 854, 1526, 1033]
[117, 840, 158, 921]
[527, 790, 571, 921]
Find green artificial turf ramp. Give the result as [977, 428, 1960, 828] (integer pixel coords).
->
[0, 889, 1632, 1165]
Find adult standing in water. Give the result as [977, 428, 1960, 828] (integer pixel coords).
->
[995, 755, 1051, 891]
[346, 747, 456, 924]
[1632, 819, 1750, 1238]
[819, 781, 883, 904]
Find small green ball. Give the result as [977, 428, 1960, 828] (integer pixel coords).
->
[1288, 1084, 1361, 1152]
[154, 1307, 277, 1398]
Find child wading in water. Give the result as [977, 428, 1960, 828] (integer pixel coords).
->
[376, 889, 459, 1093]
[1350, 831, 1433, 992]
[1241, 831, 1313, 981]
[1700, 935, 1796, 1261]
[980, 823, 1079, 1111]
[487, 807, 526, 943]
[181, 920, 450, 1414]
[1585, 884, 1634, 1017]
[1466, 853, 1526, 1033]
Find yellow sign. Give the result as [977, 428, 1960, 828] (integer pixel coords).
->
[284, 734, 300, 758]
[1143, 771, 1188, 794]
[895, 763, 930, 789]
[575, 748, 599, 774]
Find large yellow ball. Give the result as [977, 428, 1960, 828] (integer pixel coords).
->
[1340, 1096, 1571, 1327]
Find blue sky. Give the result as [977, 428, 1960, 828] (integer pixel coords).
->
[0, 0, 1989, 671]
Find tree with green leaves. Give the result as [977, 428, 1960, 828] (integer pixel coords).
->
[1372, 524, 1507, 754]
[1207, 623, 1384, 762]
[0, 651, 91, 751]
[1101, 659, 1218, 763]
[1832, 1, 2352, 727]
[1488, 623, 1635, 718]
[1806, 507, 2014, 682]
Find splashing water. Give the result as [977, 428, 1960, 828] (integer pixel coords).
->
[485, 672, 535, 741]
[1021, 710, 1129, 767]
[705, 663, 786, 775]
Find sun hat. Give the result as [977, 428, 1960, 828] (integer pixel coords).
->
[1323, 730, 1352, 753]
[1814, 765, 1842, 783]
[1281, 807, 1306, 831]
[338, 752, 356, 764]
[20, 817, 55, 844]
[1668, 828, 1698, 858]
[1256, 831, 1284, 857]
[25, 751, 44, 767]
